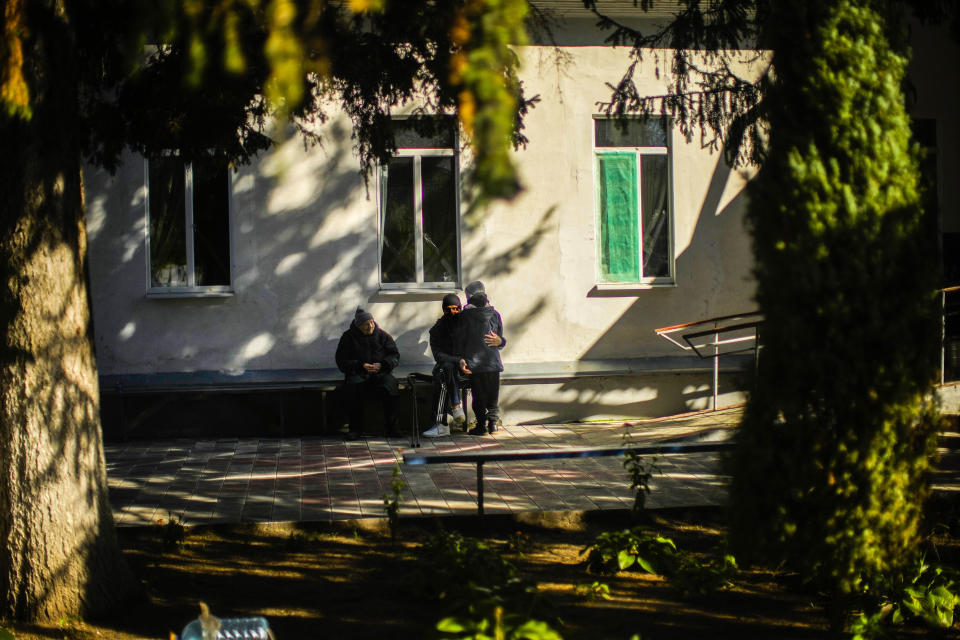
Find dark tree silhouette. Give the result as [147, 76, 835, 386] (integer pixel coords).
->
[586, 0, 955, 627]
[1, 0, 531, 621]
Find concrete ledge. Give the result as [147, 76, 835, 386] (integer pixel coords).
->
[99, 355, 754, 394]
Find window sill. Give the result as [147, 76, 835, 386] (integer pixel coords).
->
[146, 288, 234, 299]
[590, 281, 677, 295]
[372, 287, 461, 302]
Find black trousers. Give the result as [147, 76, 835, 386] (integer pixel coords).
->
[470, 371, 500, 427]
[342, 373, 398, 433]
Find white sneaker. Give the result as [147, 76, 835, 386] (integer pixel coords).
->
[451, 406, 466, 425]
[422, 423, 450, 438]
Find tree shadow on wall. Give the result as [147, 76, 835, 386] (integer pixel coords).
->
[512, 155, 755, 423]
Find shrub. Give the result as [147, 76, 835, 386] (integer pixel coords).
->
[437, 605, 563, 640]
[417, 530, 540, 616]
[582, 528, 737, 598]
[729, 1, 942, 616]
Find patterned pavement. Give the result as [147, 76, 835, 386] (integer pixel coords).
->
[103, 406, 959, 527]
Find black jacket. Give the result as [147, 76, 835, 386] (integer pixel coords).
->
[456, 304, 506, 374]
[335, 323, 400, 378]
[429, 314, 460, 369]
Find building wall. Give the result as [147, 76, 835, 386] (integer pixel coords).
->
[85, 20, 826, 426]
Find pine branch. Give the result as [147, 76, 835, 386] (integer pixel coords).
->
[587, 0, 769, 167]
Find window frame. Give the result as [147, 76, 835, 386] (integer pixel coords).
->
[593, 116, 676, 289]
[143, 154, 235, 298]
[377, 119, 462, 291]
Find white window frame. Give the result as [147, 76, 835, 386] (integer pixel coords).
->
[143, 155, 234, 298]
[377, 123, 462, 291]
[593, 116, 676, 290]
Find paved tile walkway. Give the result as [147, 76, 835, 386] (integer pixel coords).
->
[105, 407, 742, 527]
[104, 405, 960, 527]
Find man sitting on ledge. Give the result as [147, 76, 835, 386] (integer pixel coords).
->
[422, 294, 467, 438]
[335, 307, 401, 440]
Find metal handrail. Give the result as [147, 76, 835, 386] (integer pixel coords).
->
[939, 285, 960, 385]
[404, 439, 732, 515]
[655, 311, 763, 350]
[655, 311, 763, 410]
[655, 284, 960, 396]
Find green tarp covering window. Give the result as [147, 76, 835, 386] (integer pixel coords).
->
[598, 153, 640, 282]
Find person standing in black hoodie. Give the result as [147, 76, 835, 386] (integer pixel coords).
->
[335, 307, 401, 440]
[456, 281, 506, 435]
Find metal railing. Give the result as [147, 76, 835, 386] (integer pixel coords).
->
[654, 287, 960, 393]
[941, 285, 960, 385]
[404, 438, 731, 515]
[655, 311, 764, 411]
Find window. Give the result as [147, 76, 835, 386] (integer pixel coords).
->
[379, 117, 460, 289]
[594, 117, 673, 285]
[145, 155, 232, 296]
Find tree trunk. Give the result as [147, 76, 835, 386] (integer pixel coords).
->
[728, 0, 940, 601]
[0, 1, 138, 622]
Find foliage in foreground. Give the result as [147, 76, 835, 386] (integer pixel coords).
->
[728, 0, 942, 615]
[1, 0, 533, 620]
[438, 605, 563, 640]
[417, 530, 541, 616]
[156, 513, 186, 552]
[621, 436, 658, 514]
[2, 1, 534, 205]
[382, 464, 404, 542]
[418, 530, 562, 640]
[849, 555, 960, 639]
[582, 527, 737, 599]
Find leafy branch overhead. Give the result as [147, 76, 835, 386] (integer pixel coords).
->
[1, 0, 535, 203]
[585, 0, 959, 168]
[585, 0, 771, 168]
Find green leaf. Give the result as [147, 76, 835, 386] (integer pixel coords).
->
[636, 556, 657, 574]
[437, 618, 468, 632]
[901, 596, 923, 616]
[0, 628, 14, 640]
[617, 550, 636, 571]
[929, 585, 958, 608]
[510, 619, 564, 640]
[936, 606, 953, 628]
[654, 536, 677, 550]
[890, 607, 903, 625]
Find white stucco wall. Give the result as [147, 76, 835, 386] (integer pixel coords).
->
[83, 23, 775, 424]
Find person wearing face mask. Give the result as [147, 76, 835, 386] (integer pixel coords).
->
[422, 294, 468, 438]
[335, 307, 401, 441]
[456, 281, 506, 436]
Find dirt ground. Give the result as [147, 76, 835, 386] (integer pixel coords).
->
[4, 499, 960, 640]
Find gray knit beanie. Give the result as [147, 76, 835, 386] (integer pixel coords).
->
[354, 307, 373, 326]
[464, 281, 485, 299]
